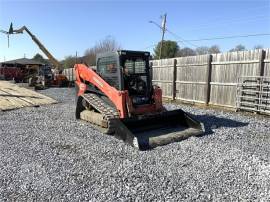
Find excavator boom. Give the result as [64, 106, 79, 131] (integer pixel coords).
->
[12, 25, 60, 69]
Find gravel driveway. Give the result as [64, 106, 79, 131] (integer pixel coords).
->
[0, 88, 269, 201]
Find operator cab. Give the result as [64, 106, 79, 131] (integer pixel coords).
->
[96, 50, 151, 106]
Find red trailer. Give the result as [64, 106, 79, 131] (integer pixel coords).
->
[0, 66, 25, 82]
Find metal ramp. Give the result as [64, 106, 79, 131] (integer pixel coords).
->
[236, 76, 270, 115]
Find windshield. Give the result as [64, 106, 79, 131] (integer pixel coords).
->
[124, 58, 146, 74]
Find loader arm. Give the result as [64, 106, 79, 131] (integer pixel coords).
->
[75, 63, 127, 118]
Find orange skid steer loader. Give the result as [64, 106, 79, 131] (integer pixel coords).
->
[75, 50, 204, 150]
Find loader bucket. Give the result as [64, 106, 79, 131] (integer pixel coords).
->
[112, 109, 205, 150]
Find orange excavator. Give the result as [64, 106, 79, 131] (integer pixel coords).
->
[75, 50, 204, 150]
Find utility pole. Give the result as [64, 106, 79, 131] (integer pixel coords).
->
[159, 13, 167, 59]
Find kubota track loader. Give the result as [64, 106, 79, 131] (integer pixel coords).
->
[75, 50, 204, 150]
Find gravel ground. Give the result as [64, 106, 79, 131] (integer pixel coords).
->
[0, 88, 270, 201]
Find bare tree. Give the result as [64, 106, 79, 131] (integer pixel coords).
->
[84, 36, 121, 66]
[96, 36, 121, 52]
[208, 45, 221, 54]
[195, 46, 209, 55]
[177, 47, 196, 57]
[83, 49, 97, 66]
[229, 44, 246, 52]
[62, 55, 77, 69]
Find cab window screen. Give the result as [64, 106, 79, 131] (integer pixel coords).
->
[97, 56, 117, 74]
[124, 59, 146, 74]
[97, 56, 119, 89]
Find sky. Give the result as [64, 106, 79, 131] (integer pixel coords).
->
[0, 0, 270, 62]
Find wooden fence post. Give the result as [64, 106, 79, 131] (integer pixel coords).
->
[259, 49, 266, 77]
[205, 54, 212, 105]
[172, 59, 177, 100]
[150, 61, 153, 82]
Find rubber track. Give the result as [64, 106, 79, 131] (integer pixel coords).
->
[82, 93, 119, 134]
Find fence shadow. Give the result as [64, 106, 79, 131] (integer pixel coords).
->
[194, 114, 249, 136]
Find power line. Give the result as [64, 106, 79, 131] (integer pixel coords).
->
[183, 33, 270, 42]
[149, 17, 199, 48]
[165, 28, 198, 48]
[143, 33, 270, 50]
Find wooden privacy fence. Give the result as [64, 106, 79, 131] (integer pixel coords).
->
[63, 49, 270, 110]
[152, 55, 211, 103]
[152, 49, 270, 109]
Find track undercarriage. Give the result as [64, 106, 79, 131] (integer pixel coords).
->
[77, 93, 119, 134]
